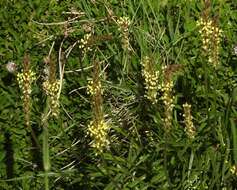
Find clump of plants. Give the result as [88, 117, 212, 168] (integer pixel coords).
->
[0, 0, 237, 189]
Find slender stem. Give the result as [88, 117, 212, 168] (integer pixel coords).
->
[43, 124, 50, 170]
[222, 136, 230, 184]
[188, 149, 194, 179]
[204, 62, 209, 121]
[230, 119, 237, 164]
[44, 172, 49, 190]
[121, 50, 129, 82]
[164, 133, 172, 187]
[42, 98, 50, 190]
[43, 123, 50, 190]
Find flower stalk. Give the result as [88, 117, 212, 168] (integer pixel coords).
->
[141, 56, 159, 104]
[42, 56, 60, 118]
[17, 55, 36, 128]
[197, 1, 222, 68]
[160, 64, 182, 131]
[17, 55, 40, 148]
[117, 16, 131, 51]
[183, 103, 195, 139]
[87, 60, 109, 155]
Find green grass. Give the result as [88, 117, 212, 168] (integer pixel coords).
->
[0, 0, 237, 189]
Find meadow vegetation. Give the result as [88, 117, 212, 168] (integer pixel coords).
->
[0, 0, 237, 189]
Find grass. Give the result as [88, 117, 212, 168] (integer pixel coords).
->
[0, 0, 237, 189]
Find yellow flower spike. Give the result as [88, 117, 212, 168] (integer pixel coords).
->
[86, 60, 109, 155]
[88, 120, 110, 154]
[159, 64, 183, 131]
[17, 55, 37, 132]
[43, 80, 60, 117]
[79, 33, 93, 54]
[230, 165, 237, 176]
[141, 56, 159, 104]
[87, 79, 103, 96]
[117, 16, 131, 51]
[17, 69, 36, 92]
[197, 17, 222, 68]
[183, 103, 195, 139]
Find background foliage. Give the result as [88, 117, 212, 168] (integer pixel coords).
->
[0, 0, 237, 189]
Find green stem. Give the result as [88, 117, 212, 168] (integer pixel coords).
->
[121, 50, 129, 82]
[42, 98, 50, 190]
[230, 119, 237, 164]
[222, 136, 230, 184]
[44, 171, 49, 190]
[43, 124, 50, 170]
[43, 123, 50, 190]
[164, 133, 172, 188]
[188, 149, 194, 179]
[204, 61, 209, 123]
